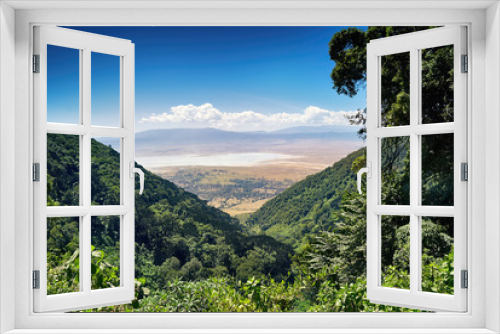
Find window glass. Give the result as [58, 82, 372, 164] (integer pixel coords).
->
[381, 52, 410, 127]
[381, 215, 411, 290]
[47, 134, 80, 206]
[91, 52, 121, 127]
[421, 134, 454, 206]
[91, 216, 121, 290]
[381, 136, 410, 205]
[421, 216, 454, 295]
[91, 137, 121, 206]
[47, 217, 80, 295]
[47, 45, 80, 124]
[421, 45, 454, 124]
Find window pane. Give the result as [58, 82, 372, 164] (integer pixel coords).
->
[381, 52, 410, 127]
[47, 45, 80, 124]
[47, 133, 80, 206]
[381, 137, 410, 205]
[421, 45, 454, 124]
[421, 216, 454, 295]
[91, 137, 121, 206]
[91, 216, 120, 290]
[47, 217, 80, 295]
[421, 134, 454, 206]
[381, 215, 410, 290]
[91, 52, 120, 127]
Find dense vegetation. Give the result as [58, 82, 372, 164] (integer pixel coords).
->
[46, 26, 455, 312]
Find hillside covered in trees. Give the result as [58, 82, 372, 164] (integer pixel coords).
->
[246, 148, 364, 249]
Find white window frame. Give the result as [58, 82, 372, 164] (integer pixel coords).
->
[33, 26, 136, 312]
[0, 1, 498, 333]
[365, 26, 468, 312]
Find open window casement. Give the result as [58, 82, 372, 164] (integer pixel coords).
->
[364, 26, 467, 312]
[33, 26, 139, 312]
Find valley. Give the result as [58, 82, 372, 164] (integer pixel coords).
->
[132, 127, 363, 217]
[152, 165, 297, 217]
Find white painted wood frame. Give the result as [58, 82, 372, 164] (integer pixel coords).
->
[366, 26, 467, 312]
[32, 26, 135, 312]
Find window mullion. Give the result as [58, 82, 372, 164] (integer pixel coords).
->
[413, 123, 454, 135]
[81, 214, 91, 294]
[82, 48, 91, 210]
[416, 45, 423, 278]
[409, 47, 421, 294]
[365, 44, 380, 297]
[372, 123, 454, 138]
[81, 48, 92, 294]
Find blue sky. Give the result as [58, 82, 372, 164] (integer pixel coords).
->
[48, 26, 367, 132]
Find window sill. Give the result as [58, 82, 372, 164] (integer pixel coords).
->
[4, 330, 497, 334]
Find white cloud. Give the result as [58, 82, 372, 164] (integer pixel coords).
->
[139, 103, 357, 132]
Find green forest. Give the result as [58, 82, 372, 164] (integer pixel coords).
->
[46, 26, 455, 312]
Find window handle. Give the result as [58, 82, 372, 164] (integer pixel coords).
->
[130, 162, 145, 195]
[357, 162, 371, 195]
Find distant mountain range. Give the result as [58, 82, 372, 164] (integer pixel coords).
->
[136, 126, 358, 142]
[98, 126, 359, 156]
[271, 125, 355, 134]
[127, 126, 359, 157]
